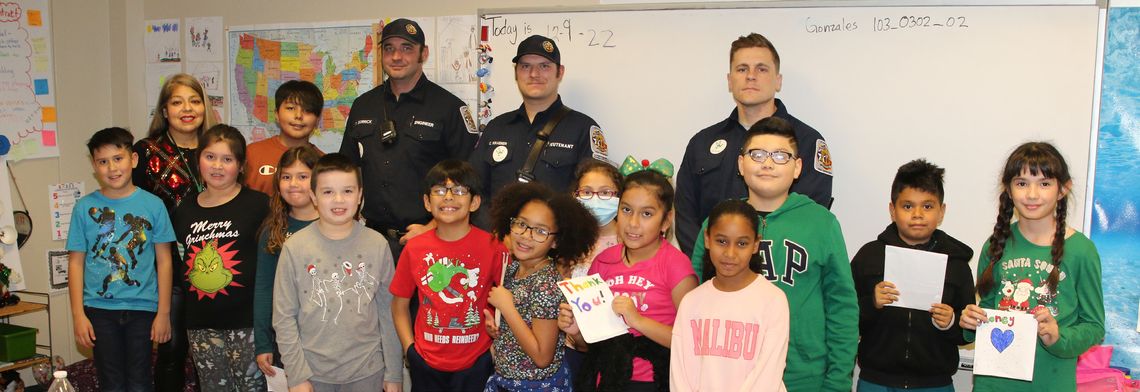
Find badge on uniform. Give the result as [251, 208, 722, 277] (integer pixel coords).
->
[492, 145, 509, 163]
[709, 139, 727, 155]
[460, 106, 479, 134]
[815, 139, 833, 176]
[590, 126, 608, 161]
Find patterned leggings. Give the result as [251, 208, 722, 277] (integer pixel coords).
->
[188, 328, 267, 392]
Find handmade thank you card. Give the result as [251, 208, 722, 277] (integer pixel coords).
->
[974, 309, 1038, 381]
[558, 274, 629, 343]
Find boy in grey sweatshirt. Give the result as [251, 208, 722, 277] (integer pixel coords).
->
[273, 154, 402, 391]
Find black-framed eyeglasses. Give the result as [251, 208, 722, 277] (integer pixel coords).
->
[575, 189, 619, 200]
[509, 217, 557, 243]
[429, 184, 470, 197]
[743, 149, 796, 165]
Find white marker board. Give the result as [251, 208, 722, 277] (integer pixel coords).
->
[480, 3, 1100, 257]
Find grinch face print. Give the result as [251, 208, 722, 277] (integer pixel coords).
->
[187, 239, 240, 299]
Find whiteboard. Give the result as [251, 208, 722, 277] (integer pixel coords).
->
[480, 4, 1101, 258]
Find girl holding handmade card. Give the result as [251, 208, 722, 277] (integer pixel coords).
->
[959, 142, 1105, 391]
[559, 158, 698, 392]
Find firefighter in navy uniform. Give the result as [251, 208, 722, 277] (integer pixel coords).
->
[340, 18, 480, 258]
[470, 35, 608, 207]
[676, 32, 834, 257]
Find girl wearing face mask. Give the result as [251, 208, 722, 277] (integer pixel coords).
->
[568, 159, 624, 278]
[561, 159, 623, 380]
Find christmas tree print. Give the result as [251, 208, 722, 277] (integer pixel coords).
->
[464, 302, 480, 331]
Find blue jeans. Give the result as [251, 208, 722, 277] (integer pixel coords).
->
[857, 378, 955, 392]
[85, 307, 156, 392]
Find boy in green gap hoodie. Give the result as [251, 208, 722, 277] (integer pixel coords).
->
[690, 116, 857, 392]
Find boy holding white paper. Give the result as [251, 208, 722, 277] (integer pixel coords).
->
[850, 159, 975, 391]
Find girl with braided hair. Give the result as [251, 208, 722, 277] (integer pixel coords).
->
[959, 142, 1104, 391]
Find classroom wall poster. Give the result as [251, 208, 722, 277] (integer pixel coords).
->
[185, 16, 223, 62]
[1090, 6, 1140, 372]
[48, 249, 67, 290]
[0, 0, 59, 161]
[145, 18, 182, 120]
[49, 182, 82, 241]
[145, 18, 181, 63]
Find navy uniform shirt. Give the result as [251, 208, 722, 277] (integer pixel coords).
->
[340, 76, 479, 230]
[675, 99, 833, 256]
[470, 96, 608, 198]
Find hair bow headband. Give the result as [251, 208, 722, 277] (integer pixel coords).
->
[619, 155, 674, 179]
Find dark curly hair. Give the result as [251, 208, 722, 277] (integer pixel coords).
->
[491, 182, 599, 269]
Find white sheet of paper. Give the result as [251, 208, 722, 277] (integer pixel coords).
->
[558, 274, 629, 343]
[883, 245, 948, 311]
[973, 309, 1037, 381]
[265, 366, 288, 391]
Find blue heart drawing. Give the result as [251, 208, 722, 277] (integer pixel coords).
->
[991, 328, 1015, 353]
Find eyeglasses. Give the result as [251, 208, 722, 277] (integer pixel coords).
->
[429, 184, 470, 197]
[509, 217, 557, 243]
[575, 189, 618, 200]
[743, 149, 796, 165]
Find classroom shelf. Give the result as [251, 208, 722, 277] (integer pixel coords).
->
[0, 292, 53, 372]
[0, 301, 47, 318]
[0, 354, 48, 373]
